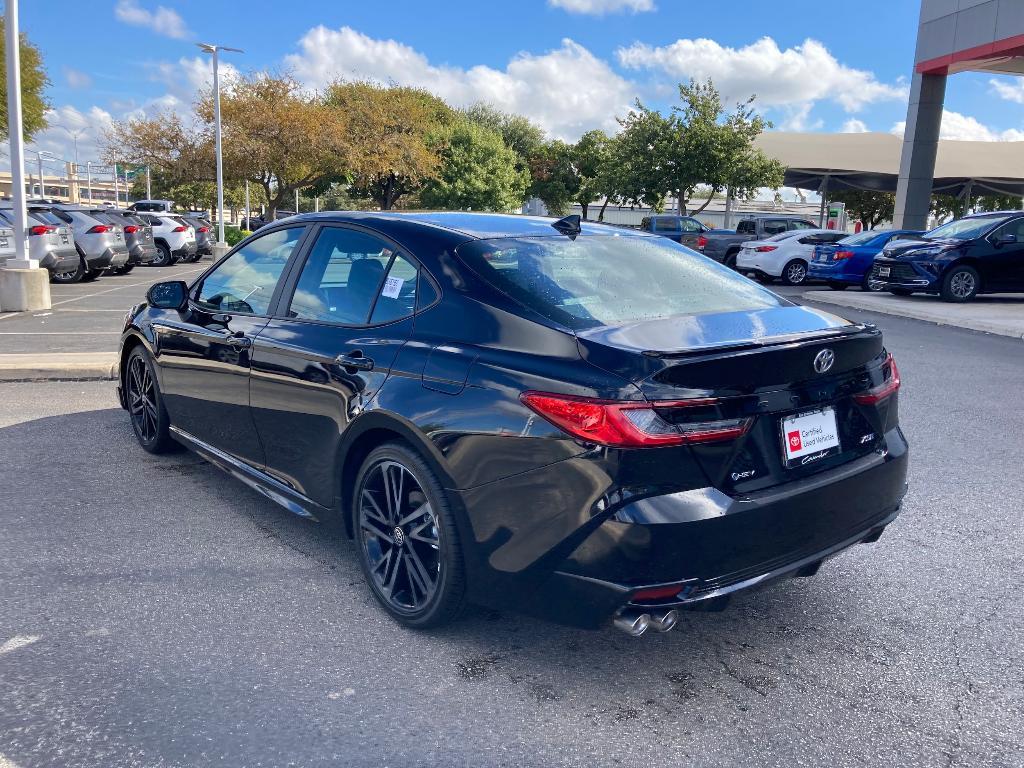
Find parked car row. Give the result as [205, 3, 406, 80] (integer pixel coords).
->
[0, 200, 213, 284]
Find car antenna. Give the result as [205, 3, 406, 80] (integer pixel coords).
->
[551, 214, 581, 240]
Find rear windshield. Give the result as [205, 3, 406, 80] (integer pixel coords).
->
[924, 216, 1009, 240]
[457, 235, 783, 331]
[838, 230, 884, 246]
[28, 210, 63, 226]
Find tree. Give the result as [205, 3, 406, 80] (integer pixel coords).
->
[0, 17, 50, 141]
[327, 82, 453, 210]
[572, 130, 612, 220]
[825, 189, 895, 230]
[462, 104, 545, 171]
[612, 103, 674, 210]
[106, 110, 214, 188]
[931, 192, 1022, 222]
[420, 119, 528, 211]
[527, 140, 580, 217]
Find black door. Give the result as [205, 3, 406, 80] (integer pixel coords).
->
[154, 225, 307, 467]
[250, 225, 424, 506]
[982, 218, 1024, 291]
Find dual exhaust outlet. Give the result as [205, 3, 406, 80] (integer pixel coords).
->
[613, 607, 680, 637]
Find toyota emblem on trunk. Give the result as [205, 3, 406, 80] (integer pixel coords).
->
[813, 348, 835, 374]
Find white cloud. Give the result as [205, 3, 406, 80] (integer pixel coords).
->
[548, 0, 655, 14]
[778, 103, 822, 132]
[841, 118, 869, 133]
[617, 36, 907, 113]
[990, 78, 1024, 105]
[284, 26, 636, 140]
[114, 0, 190, 40]
[22, 104, 116, 169]
[149, 56, 240, 103]
[64, 68, 93, 89]
[891, 109, 1024, 142]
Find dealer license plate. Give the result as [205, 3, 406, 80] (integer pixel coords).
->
[781, 407, 841, 466]
[878, 266, 890, 277]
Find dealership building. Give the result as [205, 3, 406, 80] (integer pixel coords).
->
[896, 0, 1024, 228]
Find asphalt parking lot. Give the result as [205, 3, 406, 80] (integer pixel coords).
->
[1, 276, 1022, 766]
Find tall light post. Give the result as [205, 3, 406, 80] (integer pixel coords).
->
[244, 179, 250, 228]
[86, 161, 93, 203]
[197, 42, 243, 250]
[28, 149, 59, 200]
[2, 0, 49, 311]
[146, 165, 151, 199]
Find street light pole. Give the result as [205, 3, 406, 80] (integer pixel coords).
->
[198, 42, 243, 251]
[244, 179, 250, 228]
[113, 164, 119, 206]
[146, 165, 151, 199]
[87, 161, 93, 203]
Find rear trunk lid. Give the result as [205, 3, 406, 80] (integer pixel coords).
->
[577, 305, 891, 493]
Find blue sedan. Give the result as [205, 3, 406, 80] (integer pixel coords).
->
[809, 229, 924, 291]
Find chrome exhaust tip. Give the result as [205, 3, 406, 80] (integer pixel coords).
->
[650, 608, 680, 633]
[613, 609, 651, 637]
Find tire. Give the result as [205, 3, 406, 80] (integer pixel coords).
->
[781, 259, 808, 286]
[153, 242, 173, 267]
[119, 264, 135, 275]
[353, 442, 466, 629]
[828, 281, 849, 291]
[940, 264, 980, 303]
[888, 288, 913, 297]
[861, 273, 884, 292]
[124, 346, 177, 454]
[51, 256, 85, 284]
[81, 267, 104, 283]
[724, 250, 739, 269]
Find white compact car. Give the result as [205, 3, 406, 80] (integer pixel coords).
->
[139, 213, 197, 266]
[735, 228, 848, 285]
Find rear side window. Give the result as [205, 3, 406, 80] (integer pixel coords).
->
[457, 235, 782, 331]
[28, 210, 62, 226]
[287, 227, 396, 325]
[653, 218, 680, 232]
[369, 254, 419, 324]
[195, 226, 305, 316]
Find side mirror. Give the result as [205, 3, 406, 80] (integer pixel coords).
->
[994, 233, 1017, 247]
[147, 280, 189, 310]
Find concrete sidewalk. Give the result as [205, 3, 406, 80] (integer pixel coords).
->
[0, 352, 118, 381]
[804, 289, 1024, 339]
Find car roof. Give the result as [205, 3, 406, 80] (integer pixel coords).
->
[962, 210, 1024, 219]
[278, 211, 653, 241]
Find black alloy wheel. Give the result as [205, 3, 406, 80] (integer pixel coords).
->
[355, 444, 465, 627]
[125, 347, 175, 453]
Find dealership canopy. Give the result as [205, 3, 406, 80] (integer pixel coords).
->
[755, 131, 1024, 198]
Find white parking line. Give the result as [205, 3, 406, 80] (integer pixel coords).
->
[0, 753, 25, 768]
[0, 634, 40, 656]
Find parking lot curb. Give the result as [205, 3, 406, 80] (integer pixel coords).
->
[802, 291, 1024, 340]
[0, 353, 118, 382]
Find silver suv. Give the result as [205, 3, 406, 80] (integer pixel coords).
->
[0, 206, 79, 278]
[46, 204, 130, 283]
[97, 209, 157, 274]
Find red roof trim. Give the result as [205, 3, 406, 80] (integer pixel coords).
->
[916, 33, 1024, 75]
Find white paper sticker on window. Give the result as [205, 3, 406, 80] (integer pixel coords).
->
[381, 276, 404, 298]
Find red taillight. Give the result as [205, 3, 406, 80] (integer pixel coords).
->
[696, 234, 707, 249]
[198, 226, 210, 233]
[519, 392, 752, 448]
[172, 225, 187, 232]
[87, 224, 111, 233]
[754, 245, 778, 252]
[124, 225, 139, 233]
[834, 250, 854, 260]
[28, 225, 53, 235]
[854, 354, 901, 405]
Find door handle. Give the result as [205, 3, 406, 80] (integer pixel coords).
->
[225, 334, 252, 349]
[335, 353, 374, 371]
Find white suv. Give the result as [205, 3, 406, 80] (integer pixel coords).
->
[139, 214, 197, 266]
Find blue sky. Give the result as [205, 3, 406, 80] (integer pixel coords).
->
[12, 0, 1024, 172]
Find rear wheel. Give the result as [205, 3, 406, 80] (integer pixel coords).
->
[724, 250, 739, 269]
[354, 443, 466, 628]
[81, 267, 104, 282]
[51, 256, 85, 284]
[153, 242, 173, 267]
[125, 347, 176, 454]
[941, 265, 979, 302]
[781, 259, 808, 286]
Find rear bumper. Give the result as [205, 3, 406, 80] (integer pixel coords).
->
[85, 247, 129, 270]
[172, 242, 197, 258]
[454, 427, 909, 629]
[129, 243, 158, 264]
[36, 248, 79, 272]
[807, 261, 863, 283]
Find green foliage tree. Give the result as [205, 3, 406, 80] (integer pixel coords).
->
[462, 104, 545, 172]
[827, 189, 896, 229]
[931, 192, 1022, 221]
[527, 140, 580, 217]
[572, 130, 612, 220]
[421, 120, 528, 211]
[0, 17, 50, 141]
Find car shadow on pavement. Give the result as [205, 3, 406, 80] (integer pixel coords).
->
[0, 407, 965, 766]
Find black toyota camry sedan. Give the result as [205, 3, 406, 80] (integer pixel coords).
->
[117, 212, 908, 635]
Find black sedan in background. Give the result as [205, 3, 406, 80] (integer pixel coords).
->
[117, 212, 908, 635]
[872, 210, 1024, 301]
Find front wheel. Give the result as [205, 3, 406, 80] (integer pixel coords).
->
[861, 273, 884, 292]
[781, 259, 808, 286]
[125, 347, 176, 454]
[941, 265, 980, 302]
[354, 443, 466, 628]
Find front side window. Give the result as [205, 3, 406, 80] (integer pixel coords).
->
[991, 218, 1024, 242]
[680, 218, 702, 232]
[788, 220, 817, 230]
[287, 227, 398, 325]
[736, 220, 755, 234]
[763, 220, 788, 236]
[457, 235, 783, 331]
[925, 216, 1010, 241]
[195, 227, 305, 316]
